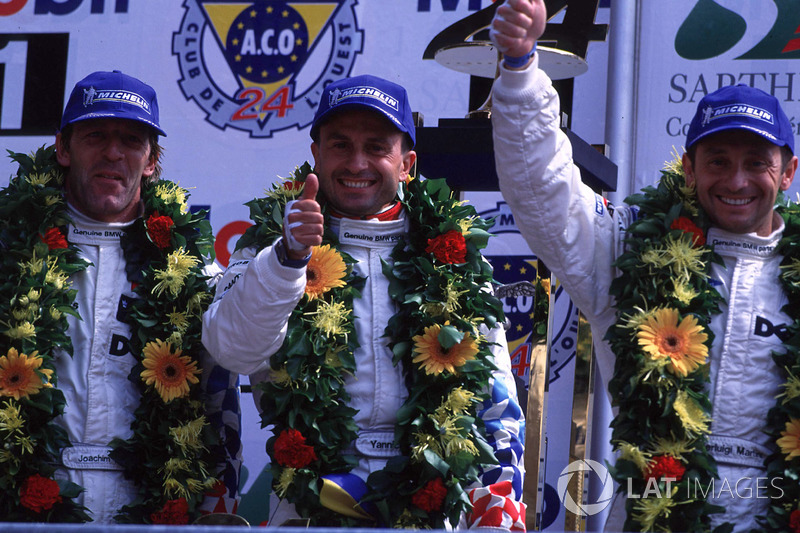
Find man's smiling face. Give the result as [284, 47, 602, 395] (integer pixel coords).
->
[311, 108, 415, 217]
[683, 129, 797, 236]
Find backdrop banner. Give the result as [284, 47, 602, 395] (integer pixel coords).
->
[0, 0, 615, 527]
[632, 0, 800, 195]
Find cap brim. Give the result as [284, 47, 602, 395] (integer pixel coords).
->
[689, 123, 783, 150]
[64, 114, 166, 137]
[311, 102, 410, 142]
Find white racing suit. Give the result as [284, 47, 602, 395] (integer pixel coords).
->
[490, 56, 788, 531]
[202, 213, 526, 531]
[54, 204, 242, 523]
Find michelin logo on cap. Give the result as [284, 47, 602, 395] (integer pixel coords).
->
[82, 86, 153, 114]
[329, 85, 399, 111]
[701, 103, 774, 127]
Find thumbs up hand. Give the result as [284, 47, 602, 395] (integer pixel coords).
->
[491, 0, 546, 60]
[282, 173, 324, 260]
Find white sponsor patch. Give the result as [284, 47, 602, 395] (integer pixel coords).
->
[707, 435, 770, 469]
[352, 432, 401, 458]
[61, 445, 124, 471]
[339, 229, 404, 248]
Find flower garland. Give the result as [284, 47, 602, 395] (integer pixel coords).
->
[606, 153, 800, 532]
[765, 194, 800, 533]
[0, 145, 222, 524]
[112, 160, 222, 524]
[0, 145, 92, 522]
[238, 163, 505, 528]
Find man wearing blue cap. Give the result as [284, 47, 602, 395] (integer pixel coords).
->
[0, 71, 240, 524]
[489, 1, 798, 532]
[202, 74, 526, 530]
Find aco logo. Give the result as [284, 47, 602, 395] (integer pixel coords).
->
[173, 0, 363, 138]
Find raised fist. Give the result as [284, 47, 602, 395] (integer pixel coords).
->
[490, 0, 547, 60]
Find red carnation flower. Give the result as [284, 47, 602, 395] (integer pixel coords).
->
[39, 227, 67, 250]
[146, 212, 175, 249]
[646, 455, 686, 482]
[411, 477, 448, 513]
[670, 217, 705, 247]
[790, 509, 800, 533]
[19, 474, 62, 513]
[274, 428, 317, 469]
[283, 180, 304, 192]
[425, 230, 467, 264]
[150, 497, 189, 525]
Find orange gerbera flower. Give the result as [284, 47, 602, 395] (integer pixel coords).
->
[140, 340, 200, 403]
[305, 244, 346, 299]
[0, 348, 47, 400]
[412, 324, 478, 375]
[637, 308, 708, 377]
[778, 419, 800, 459]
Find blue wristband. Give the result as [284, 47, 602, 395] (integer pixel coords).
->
[275, 238, 311, 269]
[503, 43, 536, 68]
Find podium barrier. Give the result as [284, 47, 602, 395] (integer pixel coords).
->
[0, 524, 254, 533]
[0, 527, 637, 533]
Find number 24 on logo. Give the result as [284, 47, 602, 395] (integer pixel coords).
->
[231, 86, 293, 121]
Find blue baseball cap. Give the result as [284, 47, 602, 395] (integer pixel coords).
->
[311, 74, 415, 147]
[686, 84, 793, 154]
[60, 70, 166, 136]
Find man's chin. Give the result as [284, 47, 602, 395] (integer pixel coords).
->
[330, 200, 374, 218]
[83, 201, 137, 223]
